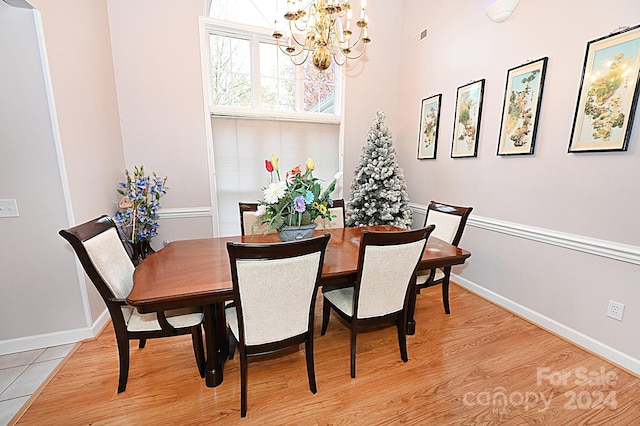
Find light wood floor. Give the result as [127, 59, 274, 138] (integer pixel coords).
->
[14, 284, 640, 425]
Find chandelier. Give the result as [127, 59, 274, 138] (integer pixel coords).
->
[272, 0, 371, 71]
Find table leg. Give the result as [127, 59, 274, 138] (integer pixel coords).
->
[203, 302, 229, 387]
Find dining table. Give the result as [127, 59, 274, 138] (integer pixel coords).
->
[127, 225, 471, 388]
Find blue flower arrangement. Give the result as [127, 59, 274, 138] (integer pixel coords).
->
[114, 165, 168, 244]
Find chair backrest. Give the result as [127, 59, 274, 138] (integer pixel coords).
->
[315, 199, 345, 229]
[59, 215, 134, 302]
[227, 234, 330, 346]
[354, 226, 434, 319]
[239, 202, 274, 236]
[423, 201, 473, 246]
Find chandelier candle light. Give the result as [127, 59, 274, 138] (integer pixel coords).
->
[272, 0, 371, 71]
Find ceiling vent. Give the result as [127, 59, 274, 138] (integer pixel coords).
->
[413, 28, 428, 46]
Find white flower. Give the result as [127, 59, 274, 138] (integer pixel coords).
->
[263, 181, 287, 204]
[256, 204, 266, 215]
[334, 171, 343, 180]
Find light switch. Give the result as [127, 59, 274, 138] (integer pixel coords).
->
[0, 199, 19, 217]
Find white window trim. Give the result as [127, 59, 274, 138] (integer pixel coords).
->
[202, 17, 343, 124]
[197, 14, 346, 236]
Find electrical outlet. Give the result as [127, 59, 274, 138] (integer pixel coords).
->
[607, 300, 624, 321]
[0, 199, 19, 218]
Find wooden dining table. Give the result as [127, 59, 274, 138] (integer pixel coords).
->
[127, 225, 471, 388]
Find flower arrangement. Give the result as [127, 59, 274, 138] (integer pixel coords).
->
[258, 155, 342, 232]
[114, 165, 168, 244]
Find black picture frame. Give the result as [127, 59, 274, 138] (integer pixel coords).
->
[417, 94, 442, 160]
[497, 57, 548, 156]
[451, 79, 485, 158]
[569, 24, 640, 153]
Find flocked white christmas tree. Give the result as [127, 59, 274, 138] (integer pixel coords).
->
[346, 111, 413, 228]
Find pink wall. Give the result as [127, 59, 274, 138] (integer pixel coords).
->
[391, 0, 640, 369]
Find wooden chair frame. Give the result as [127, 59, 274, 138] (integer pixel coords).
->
[226, 234, 330, 417]
[59, 215, 205, 393]
[328, 199, 345, 227]
[417, 201, 473, 314]
[321, 226, 434, 378]
[238, 202, 259, 236]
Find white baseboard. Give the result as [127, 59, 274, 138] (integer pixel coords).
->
[453, 274, 640, 375]
[0, 308, 110, 356]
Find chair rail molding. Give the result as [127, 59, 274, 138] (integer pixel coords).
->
[158, 207, 212, 219]
[409, 203, 640, 265]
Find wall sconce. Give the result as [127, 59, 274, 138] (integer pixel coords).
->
[485, 0, 520, 23]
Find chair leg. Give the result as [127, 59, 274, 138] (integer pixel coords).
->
[240, 349, 248, 417]
[115, 335, 130, 393]
[442, 267, 452, 314]
[305, 337, 317, 393]
[397, 315, 408, 362]
[191, 326, 205, 378]
[228, 329, 237, 360]
[138, 338, 146, 349]
[321, 298, 330, 336]
[350, 328, 357, 378]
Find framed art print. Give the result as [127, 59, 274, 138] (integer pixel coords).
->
[569, 24, 640, 152]
[451, 79, 485, 158]
[417, 94, 442, 159]
[497, 57, 548, 156]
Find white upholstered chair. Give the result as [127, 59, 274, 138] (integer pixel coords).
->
[416, 201, 473, 314]
[239, 202, 274, 235]
[241, 200, 345, 235]
[59, 215, 205, 393]
[225, 234, 330, 417]
[315, 199, 346, 229]
[320, 226, 434, 378]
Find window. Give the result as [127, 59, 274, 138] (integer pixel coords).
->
[259, 42, 295, 110]
[203, 1, 343, 237]
[209, 34, 251, 107]
[205, 0, 340, 118]
[211, 116, 340, 236]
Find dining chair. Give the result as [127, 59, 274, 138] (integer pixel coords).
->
[321, 226, 435, 378]
[315, 198, 345, 229]
[238, 202, 274, 235]
[416, 201, 473, 314]
[225, 234, 330, 417]
[59, 215, 205, 393]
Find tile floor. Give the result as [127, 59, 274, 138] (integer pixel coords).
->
[0, 344, 75, 425]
